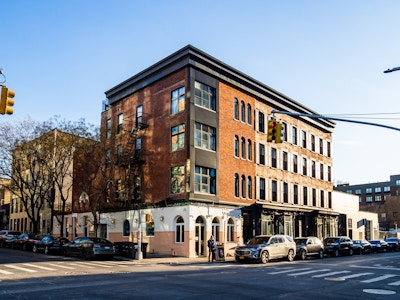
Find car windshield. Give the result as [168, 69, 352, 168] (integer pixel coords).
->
[353, 240, 360, 244]
[88, 237, 112, 244]
[386, 238, 397, 242]
[295, 238, 307, 245]
[247, 236, 270, 245]
[370, 240, 379, 244]
[324, 238, 338, 244]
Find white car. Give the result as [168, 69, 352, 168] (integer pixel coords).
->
[235, 235, 296, 263]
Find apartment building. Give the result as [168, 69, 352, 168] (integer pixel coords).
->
[73, 45, 337, 258]
[0, 178, 11, 230]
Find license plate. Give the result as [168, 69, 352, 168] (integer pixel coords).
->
[239, 256, 244, 259]
[104, 246, 110, 249]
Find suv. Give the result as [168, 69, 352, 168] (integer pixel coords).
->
[323, 236, 354, 257]
[294, 236, 324, 260]
[385, 237, 400, 252]
[0, 230, 21, 248]
[235, 235, 296, 264]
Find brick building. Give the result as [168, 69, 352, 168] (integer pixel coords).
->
[69, 45, 339, 258]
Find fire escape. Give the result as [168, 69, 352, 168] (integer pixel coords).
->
[117, 118, 149, 208]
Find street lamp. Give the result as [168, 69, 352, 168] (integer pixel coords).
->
[383, 66, 400, 73]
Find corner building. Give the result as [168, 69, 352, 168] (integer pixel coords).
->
[101, 45, 336, 257]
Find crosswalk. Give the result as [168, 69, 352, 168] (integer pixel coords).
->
[262, 265, 400, 286]
[0, 260, 135, 277]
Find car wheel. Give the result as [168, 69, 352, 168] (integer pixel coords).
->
[32, 245, 37, 253]
[349, 248, 353, 256]
[318, 249, 324, 259]
[287, 249, 295, 262]
[63, 249, 69, 257]
[22, 243, 27, 251]
[45, 246, 49, 255]
[334, 249, 339, 257]
[82, 250, 90, 260]
[260, 251, 269, 264]
[300, 249, 307, 260]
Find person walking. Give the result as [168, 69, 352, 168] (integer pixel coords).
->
[207, 235, 216, 262]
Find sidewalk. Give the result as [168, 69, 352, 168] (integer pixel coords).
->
[114, 252, 236, 265]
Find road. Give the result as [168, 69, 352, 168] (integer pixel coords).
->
[1, 247, 400, 299]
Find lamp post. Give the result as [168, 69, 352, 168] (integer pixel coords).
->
[383, 66, 400, 73]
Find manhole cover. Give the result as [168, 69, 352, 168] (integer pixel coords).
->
[363, 289, 396, 295]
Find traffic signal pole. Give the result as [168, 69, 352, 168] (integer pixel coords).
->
[271, 110, 400, 132]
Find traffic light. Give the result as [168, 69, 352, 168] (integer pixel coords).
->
[267, 120, 277, 142]
[0, 85, 15, 115]
[275, 122, 283, 143]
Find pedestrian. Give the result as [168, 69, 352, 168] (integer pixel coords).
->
[207, 235, 216, 262]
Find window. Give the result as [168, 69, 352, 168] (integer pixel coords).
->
[145, 214, 154, 236]
[260, 178, 265, 200]
[106, 150, 111, 168]
[375, 195, 382, 202]
[171, 86, 185, 114]
[106, 119, 111, 139]
[283, 182, 288, 203]
[302, 157, 307, 175]
[311, 135, 315, 151]
[396, 180, 400, 186]
[312, 188, 317, 206]
[375, 187, 382, 193]
[293, 185, 298, 204]
[171, 166, 185, 194]
[241, 137, 246, 159]
[366, 196, 372, 202]
[292, 127, 297, 145]
[123, 220, 130, 236]
[212, 217, 220, 242]
[327, 141, 331, 157]
[195, 123, 216, 151]
[234, 173, 239, 197]
[234, 98, 239, 120]
[171, 124, 185, 151]
[355, 189, 362, 195]
[328, 192, 332, 208]
[384, 186, 390, 192]
[272, 180, 277, 201]
[293, 154, 298, 173]
[241, 175, 246, 198]
[282, 151, 288, 171]
[281, 122, 287, 142]
[247, 176, 252, 199]
[319, 138, 323, 155]
[247, 104, 252, 125]
[117, 113, 123, 134]
[136, 105, 143, 127]
[227, 218, 234, 242]
[320, 191, 324, 207]
[116, 179, 123, 201]
[320, 163, 324, 180]
[194, 81, 216, 110]
[311, 161, 316, 178]
[116, 145, 122, 164]
[301, 130, 307, 148]
[240, 101, 245, 122]
[271, 148, 277, 168]
[195, 166, 216, 194]
[259, 144, 265, 165]
[247, 139, 252, 160]
[303, 187, 308, 205]
[259, 112, 265, 133]
[366, 188, 372, 193]
[175, 216, 184, 243]
[381, 212, 386, 221]
[234, 135, 239, 157]
[328, 166, 331, 182]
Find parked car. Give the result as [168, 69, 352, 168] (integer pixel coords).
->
[62, 237, 116, 259]
[352, 239, 372, 255]
[235, 235, 296, 264]
[385, 237, 400, 252]
[294, 236, 324, 260]
[0, 230, 21, 247]
[33, 236, 70, 255]
[369, 240, 389, 253]
[323, 236, 354, 257]
[12, 233, 41, 251]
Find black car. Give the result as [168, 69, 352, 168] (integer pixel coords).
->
[0, 230, 21, 247]
[352, 240, 372, 255]
[33, 236, 70, 255]
[294, 236, 324, 260]
[63, 237, 116, 259]
[323, 236, 353, 257]
[12, 233, 41, 251]
[369, 240, 389, 253]
[385, 237, 400, 252]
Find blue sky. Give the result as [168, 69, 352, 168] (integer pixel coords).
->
[2, 0, 400, 185]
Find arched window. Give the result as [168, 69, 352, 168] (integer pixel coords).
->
[227, 218, 235, 242]
[241, 175, 246, 198]
[247, 104, 252, 125]
[241, 137, 246, 159]
[234, 173, 239, 197]
[212, 217, 220, 242]
[240, 101, 245, 122]
[234, 98, 239, 120]
[247, 176, 252, 199]
[123, 219, 130, 236]
[247, 139, 252, 161]
[175, 216, 184, 243]
[234, 135, 239, 157]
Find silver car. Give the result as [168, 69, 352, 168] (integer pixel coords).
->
[235, 235, 296, 264]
